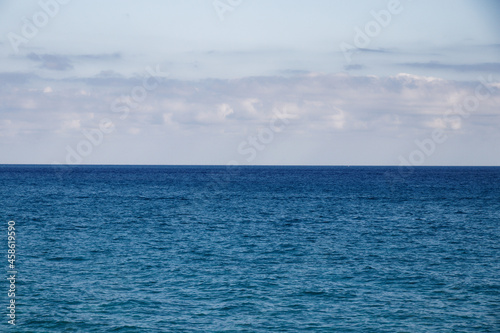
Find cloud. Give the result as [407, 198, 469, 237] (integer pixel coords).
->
[1, 71, 498, 164]
[27, 53, 74, 71]
[344, 64, 365, 71]
[24, 52, 121, 72]
[76, 53, 121, 60]
[95, 70, 123, 78]
[1, 71, 498, 143]
[278, 69, 312, 76]
[403, 61, 500, 72]
[484, 43, 500, 49]
[0, 72, 38, 85]
[357, 48, 393, 54]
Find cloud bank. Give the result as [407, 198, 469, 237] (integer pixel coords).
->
[0, 71, 499, 165]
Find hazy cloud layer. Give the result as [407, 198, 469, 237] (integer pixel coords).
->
[404, 61, 500, 73]
[1, 71, 498, 164]
[27, 53, 74, 71]
[2, 72, 499, 132]
[344, 64, 365, 71]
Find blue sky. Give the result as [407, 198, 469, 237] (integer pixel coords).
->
[0, 0, 499, 165]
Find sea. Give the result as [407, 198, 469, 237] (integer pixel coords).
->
[0, 165, 499, 332]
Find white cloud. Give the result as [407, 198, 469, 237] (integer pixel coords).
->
[61, 119, 81, 131]
[128, 128, 141, 135]
[328, 108, 346, 130]
[216, 103, 234, 119]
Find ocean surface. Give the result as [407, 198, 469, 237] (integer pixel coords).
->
[0, 165, 499, 332]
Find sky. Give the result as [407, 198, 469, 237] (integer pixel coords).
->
[0, 0, 499, 165]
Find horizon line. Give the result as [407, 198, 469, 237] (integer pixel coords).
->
[1, 164, 499, 168]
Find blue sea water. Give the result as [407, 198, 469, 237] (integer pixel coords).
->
[0, 165, 499, 332]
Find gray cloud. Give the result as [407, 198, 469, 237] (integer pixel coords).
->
[25, 52, 122, 72]
[0, 72, 38, 85]
[278, 69, 312, 76]
[485, 43, 500, 49]
[95, 70, 123, 78]
[357, 48, 393, 54]
[403, 61, 500, 72]
[344, 64, 365, 71]
[76, 53, 121, 60]
[27, 53, 74, 71]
